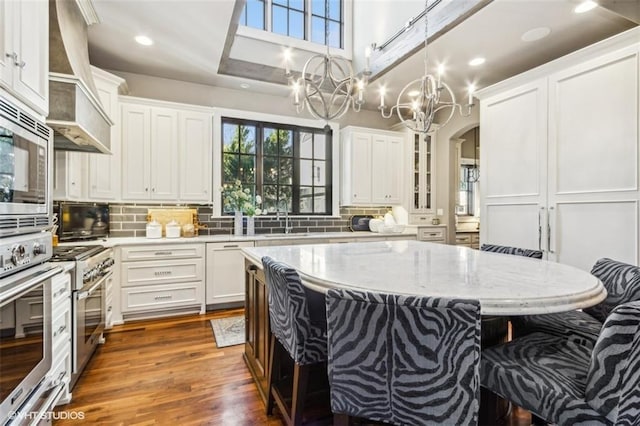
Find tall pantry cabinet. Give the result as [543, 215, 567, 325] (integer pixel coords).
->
[477, 28, 640, 271]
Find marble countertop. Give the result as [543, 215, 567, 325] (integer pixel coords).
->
[242, 240, 606, 316]
[57, 230, 417, 247]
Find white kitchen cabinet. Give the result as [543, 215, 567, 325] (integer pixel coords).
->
[0, 0, 48, 116]
[417, 225, 447, 244]
[341, 127, 404, 206]
[121, 97, 213, 202]
[119, 244, 205, 320]
[50, 271, 72, 406]
[88, 68, 126, 200]
[478, 31, 640, 271]
[179, 111, 212, 202]
[206, 241, 254, 307]
[54, 150, 87, 200]
[121, 102, 179, 200]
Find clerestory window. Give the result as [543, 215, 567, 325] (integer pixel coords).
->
[240, 0, 343, 48]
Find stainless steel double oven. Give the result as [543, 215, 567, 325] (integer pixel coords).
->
[0, 94, 60, 423]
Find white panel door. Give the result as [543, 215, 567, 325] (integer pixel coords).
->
[0, 0, 12, 91]
[548, 45, 640, 268]
[552, 201, 638, 271]
[179, 111, 212, 202]
[205, 242, 254, 305]
[12, 0, 48, 115]
[121, 104, 151, 200]
[150, 108, 178, 200]
[350, 132, 372, 204]
[371, 135, 388, 204]
[386, 136, 404, 205]
[89, 83, 120, 200]
[480, 79, 548, 252]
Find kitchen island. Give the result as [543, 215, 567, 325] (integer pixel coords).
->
[241, 240, 606, 407]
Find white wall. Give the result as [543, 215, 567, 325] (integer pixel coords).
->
[352, 0, 423, 72]
[110, 70, 393, 130]
[433, 106, 479, 244]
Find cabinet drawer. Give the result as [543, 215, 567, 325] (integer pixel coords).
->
[49, 349, 71, 388]
[120, 244, 204, 261]
[121, 282, 204, 312]
[121, 259, 204, 286]
[51, 273, 71, 307]
[471, 234, 480, 243]
[418, 227, 445, 242]
[51, 307, 71, 355]
[455, 234, 472, 244]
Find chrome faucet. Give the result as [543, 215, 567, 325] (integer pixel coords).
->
[276, 199, 293, 234]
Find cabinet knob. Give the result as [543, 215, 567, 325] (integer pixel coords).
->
[152, 188, 156, 192]
[16, 60, 25, 68]
[145, 187, 149, 192]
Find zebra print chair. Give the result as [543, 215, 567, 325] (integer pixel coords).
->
[262, 256, 328, 426]
[512, 258, 640, 347]
[480, 243, 544, 259]
[481, 300, 640, 425]
[325, 288, 482, 426]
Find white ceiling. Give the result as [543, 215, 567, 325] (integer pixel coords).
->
[87, 0, 638, 109]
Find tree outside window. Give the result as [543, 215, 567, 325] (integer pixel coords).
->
[222, 118, 332, 215]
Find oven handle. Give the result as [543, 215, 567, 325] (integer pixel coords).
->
[0, 265, 63, 305]
[77, 271, 112, 300]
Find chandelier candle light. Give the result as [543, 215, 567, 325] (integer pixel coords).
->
[284, 2, 370, 122]
[378, 0, 475, 133]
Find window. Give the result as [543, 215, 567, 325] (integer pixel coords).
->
[457, 165, 478, 216]
[222, 118, 332, 215]
[241, 0, 343, 48]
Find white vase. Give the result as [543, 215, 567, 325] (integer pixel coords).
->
[246, 216, 255, 236]
[234, 211, 243, 236]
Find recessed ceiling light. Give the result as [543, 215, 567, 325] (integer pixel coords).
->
[135, 35, 153, 46]
[240, 83, 250, 89]
[469, 57, 486, 67]
[574, 0, 598, 14]
[521, 27, 551, 42]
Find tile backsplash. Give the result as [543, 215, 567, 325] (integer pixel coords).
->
[107, 203, 392, 238]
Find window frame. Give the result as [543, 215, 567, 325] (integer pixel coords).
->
[236, 0, 352, 58]
[220, 116, 335, 217]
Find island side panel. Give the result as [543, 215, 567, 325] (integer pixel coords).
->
[243, 258, 271, 404]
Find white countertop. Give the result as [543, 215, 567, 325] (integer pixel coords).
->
[242, 240, 606, 316]
[58, 230, 417, 247]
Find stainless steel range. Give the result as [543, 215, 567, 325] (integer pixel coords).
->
[50, 245, 114, 389]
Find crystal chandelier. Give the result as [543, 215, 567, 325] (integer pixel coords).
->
[284, 3, 368, 122]
[378, 0, 474, 133]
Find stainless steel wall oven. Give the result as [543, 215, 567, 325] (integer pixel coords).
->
[0, 95, 51, 237]
[0, 234, 60, 422]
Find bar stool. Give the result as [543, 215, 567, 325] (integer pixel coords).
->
[262, 256, 328, 426]
[326, 288, 482, 425]
[481, 300, 640, 425]
[480, 243, 543, 258]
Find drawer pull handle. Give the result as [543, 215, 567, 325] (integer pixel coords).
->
[53, 371, 67, 386]
[223, 245, 239, 248]
[155, 251, 173, 256]
[54, 325, 66, 337]
[154, 295, 173, 300]
[154, 271, 172, 277]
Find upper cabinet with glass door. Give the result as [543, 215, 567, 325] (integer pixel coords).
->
[405, 129, 436, 220]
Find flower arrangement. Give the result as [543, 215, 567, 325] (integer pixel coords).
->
[221, 180, 266, 216]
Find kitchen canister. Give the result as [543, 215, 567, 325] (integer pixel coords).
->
[165, 220, 181, 238]
[146, 220, 162, 239]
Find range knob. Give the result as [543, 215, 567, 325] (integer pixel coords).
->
[11, 245, 26, 265]
[33, 243, 45, 256]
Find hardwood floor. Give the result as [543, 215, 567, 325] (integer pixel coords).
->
[54, 309, 531, 425]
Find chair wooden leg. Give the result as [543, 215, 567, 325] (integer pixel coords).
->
[333, 413, 350, 426]
[291, 363, 310, 425]
[266, 335, 280, 416]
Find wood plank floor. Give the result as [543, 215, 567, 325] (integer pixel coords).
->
[53, 309, 532, 425]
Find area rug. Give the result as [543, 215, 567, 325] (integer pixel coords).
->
[210, 316, 245, 348]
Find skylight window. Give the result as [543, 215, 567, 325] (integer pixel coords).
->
[240, 0, 344, 49]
